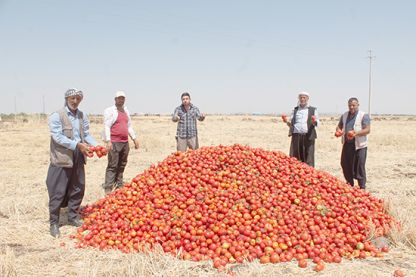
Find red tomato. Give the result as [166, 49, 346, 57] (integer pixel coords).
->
[394, 269, 405, 277]
[335, 130, 344, 137]
[347, 130, 356, 139]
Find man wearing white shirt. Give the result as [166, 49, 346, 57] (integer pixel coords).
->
[103, 91, 139, 194]
[283, 92, 319, 167]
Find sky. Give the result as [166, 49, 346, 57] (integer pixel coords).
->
[1, 0, 415, 115]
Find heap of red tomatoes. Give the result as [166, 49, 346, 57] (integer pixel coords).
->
[88, 145, 108, 158]
[75, 144, 394, 271]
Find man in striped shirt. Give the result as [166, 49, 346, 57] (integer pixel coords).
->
[172, 92, 205, 152]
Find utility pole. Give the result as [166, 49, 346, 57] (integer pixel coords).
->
[42, 95, 46, 114]
[14, 95, 17, 122]
[367, 50, 375, 116]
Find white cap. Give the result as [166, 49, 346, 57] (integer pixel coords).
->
[298, 91, 309, 97]
[115, 91, 126, 98]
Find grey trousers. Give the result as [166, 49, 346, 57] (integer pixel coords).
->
[104, 142, 130, 189]
[46, 150, 85, 225]
[176, 136, 199, 152]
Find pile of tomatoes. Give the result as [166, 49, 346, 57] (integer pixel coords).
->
[75, 144, 394, 271]
[88, 145, 108, 158]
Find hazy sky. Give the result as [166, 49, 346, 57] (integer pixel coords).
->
[1, 0, 415, 115]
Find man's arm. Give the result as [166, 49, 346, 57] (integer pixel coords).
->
[336, 116, 343, 132]
[125, 109, 139, 149]
[103, 107, 114, 142]
[172, 107, 180, 122]
[49, 113, 78, 150]
[356, 114, 371, 136]
[312, 109, 319, 127]
[195, 107, 205, 121]
[82, 113, 97, 146]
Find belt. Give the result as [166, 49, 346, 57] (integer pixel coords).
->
[293, 133, 307, 136]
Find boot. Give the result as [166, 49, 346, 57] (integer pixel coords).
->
[68, 218, 83, 227]
[50, 224, 61, 238]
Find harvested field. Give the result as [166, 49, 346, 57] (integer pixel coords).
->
[0, 115, 415, 276]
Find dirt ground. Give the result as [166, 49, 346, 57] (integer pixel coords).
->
[0, 115, 415, 276]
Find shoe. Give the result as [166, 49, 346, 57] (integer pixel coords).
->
[68, 218, 83, 227]
[115, 182, 124, 189]
[104, 187, 113, 195]
[50, 224, 61, 238]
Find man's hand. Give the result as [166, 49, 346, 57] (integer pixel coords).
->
[281, 114, 288, 123]
[77, 142, 92, 156]
[133, 138, 140, 149]
[311, 115, 317, 124]
[335, 130, 344, 137]
[106, 141, 112, 151]
[172, 115, 179, 122]
[347, 130, 356, 140]
[199, 113, 205, 121]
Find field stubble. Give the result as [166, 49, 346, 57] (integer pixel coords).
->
[0, 115, 415, 276]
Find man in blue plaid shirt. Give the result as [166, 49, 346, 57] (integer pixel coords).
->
[172, 92, 205, 151]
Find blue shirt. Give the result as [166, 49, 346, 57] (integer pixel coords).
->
[49, 106, 97, 151]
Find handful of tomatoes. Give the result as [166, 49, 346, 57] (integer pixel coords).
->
[88, 145, 108, 158]
[334, 130, 344, 137]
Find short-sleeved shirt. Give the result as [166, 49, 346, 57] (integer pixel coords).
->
[338, 112, 370, 143]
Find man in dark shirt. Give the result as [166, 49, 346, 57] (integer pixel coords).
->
[335, 97, 371, 189]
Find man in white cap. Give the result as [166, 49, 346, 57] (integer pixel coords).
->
[282, 91, 319, 167]
[46, 88, 98, 238]
[103, 91, 139, 194]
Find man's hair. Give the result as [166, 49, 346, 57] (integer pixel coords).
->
[181, 92, 191, 99]
[348, 97, 359, 103]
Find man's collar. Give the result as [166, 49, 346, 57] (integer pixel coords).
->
[349, 110, 358, 116]
[181, 103, 193, 109]
[65, 105, 78, 116]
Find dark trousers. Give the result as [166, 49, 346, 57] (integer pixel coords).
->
[46, 150, 85, 225]
[290, 134, 315, 167]
[341, 143, 367, 189]
[104, 142, 130, 189]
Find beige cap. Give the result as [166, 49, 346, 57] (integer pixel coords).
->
[115, 91, 126, 98]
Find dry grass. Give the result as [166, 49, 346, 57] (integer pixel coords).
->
[1, 115, 416, 276]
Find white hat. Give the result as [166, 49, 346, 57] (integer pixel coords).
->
[298, 91, 309, 97]
[115, 91, 126, 98]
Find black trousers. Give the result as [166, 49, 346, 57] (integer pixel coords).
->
[341, 143, 367, 189]
[46, 150, 85, 225]
[290, 134, 315, 167]
[104, 142, 130, 189]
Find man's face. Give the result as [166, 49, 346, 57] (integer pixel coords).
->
[66, 95, 83, 110]
[115, 96, 125, 106]
[181, 96, 190, 106]
[298, 95, 309, 106]
[348, 100, 359, 114]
